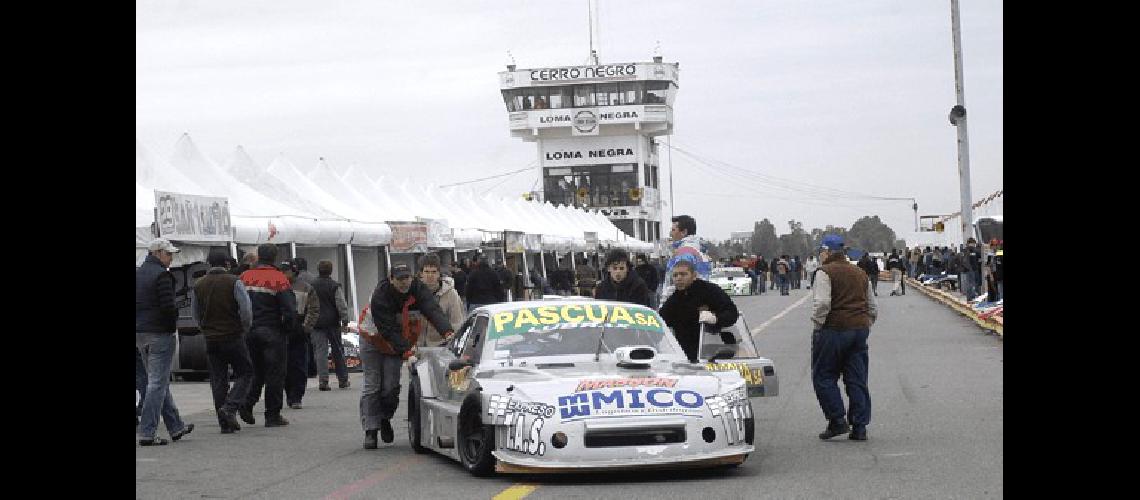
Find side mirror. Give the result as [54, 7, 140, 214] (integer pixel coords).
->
[449, 359, 474, 371]
[707, 347, 736, 363]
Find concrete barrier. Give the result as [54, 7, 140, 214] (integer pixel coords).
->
[905, 277, 1002, 338]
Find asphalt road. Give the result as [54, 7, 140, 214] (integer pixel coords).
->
[137, 283, 1003, 499]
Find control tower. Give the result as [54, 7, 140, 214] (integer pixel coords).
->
[498, 57, 679, 243]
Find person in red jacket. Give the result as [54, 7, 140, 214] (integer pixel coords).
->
[359, 264, 455, 449]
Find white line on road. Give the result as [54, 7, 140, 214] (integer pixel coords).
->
[751, 294, 811, 335]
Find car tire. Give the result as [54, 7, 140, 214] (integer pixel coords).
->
[458, 396, 496, 476]
[408, 376, 428, 454]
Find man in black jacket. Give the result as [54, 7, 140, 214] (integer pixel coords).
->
[239, 244, 297, 428]
[464, 254, 505, 312]
[310, 260, 352, 391]
[634, 254, 659, 307]
[360, 264, 455, 449]
[595, 249, 652, 307]
[754, 256, 769, 294]
[190, 248, 253, 434]
[136, 238, 194, 446]
[659, 260, 740, 363]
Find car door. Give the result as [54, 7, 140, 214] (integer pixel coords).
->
[698, 315, 779, 397]
[445, 313, 489, 402]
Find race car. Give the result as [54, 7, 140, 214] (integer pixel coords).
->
[709, 267, 753, 296]
[406, 299, 778, 476]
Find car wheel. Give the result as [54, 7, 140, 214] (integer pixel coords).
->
[408, 377, 428, 454]
[458, 397, 496, 476]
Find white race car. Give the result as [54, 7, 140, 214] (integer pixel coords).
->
[405, 299, 778, 475]
[709, 267, 753, 296]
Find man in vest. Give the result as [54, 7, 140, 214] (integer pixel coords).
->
[811, 235, 877, 441]
[191, 248, 254, 434]
[310, 260, 352, 391]
[136, 238, 195, 446]
[360, 264, 455, 449]
[239, 244, 297, 428]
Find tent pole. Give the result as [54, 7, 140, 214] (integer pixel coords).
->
[229, 241, 238, 260]
[345, 243, 359, 319]
[290, 242, 297, 258]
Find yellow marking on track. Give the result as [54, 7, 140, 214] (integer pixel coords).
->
[492, 483, 539, 500]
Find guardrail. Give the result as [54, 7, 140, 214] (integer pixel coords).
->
[905, 277, 1002, 338]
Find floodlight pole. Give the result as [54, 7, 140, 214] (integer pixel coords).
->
[949, 0, 974, 245]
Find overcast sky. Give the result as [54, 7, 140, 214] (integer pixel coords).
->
[136, 0, 1002, 243]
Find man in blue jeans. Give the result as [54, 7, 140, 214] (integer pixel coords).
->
[810, 235, 877, 441]
[136, 238, 194, 446]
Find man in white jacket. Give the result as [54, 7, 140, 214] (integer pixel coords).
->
[418, 254, 465, 347]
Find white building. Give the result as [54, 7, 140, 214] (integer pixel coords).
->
[498, 57, 679, 244]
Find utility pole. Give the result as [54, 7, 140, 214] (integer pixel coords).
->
[949, 0, 974, 245]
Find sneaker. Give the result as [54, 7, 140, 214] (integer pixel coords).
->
[319, 381, 331, 391]
[171, 424, 195, 442]
[380, 419, 394, 443]
[339, 379, 351, 389]
[849, 426, 867, 441]
[264, 414, 290, 427]
[239, 406, 256, 425]
[363, 430, 378, 449]
[289, 403, 303, 410]
[818, 419, 850, 440]
[139, 436, 170, 446]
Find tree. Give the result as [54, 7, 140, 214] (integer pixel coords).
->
[750, 219, 779, 259]
[846, 215, 898, 253]
[776, 219, 812, 258]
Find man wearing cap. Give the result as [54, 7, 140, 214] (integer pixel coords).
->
[360, 263, 455, 449]
[239, 244, 297, 428]
[278, 259, 320, 410]
[136, 238, 195, 446]
[811, 235, 876, 441]
[190, 248, 254, 434]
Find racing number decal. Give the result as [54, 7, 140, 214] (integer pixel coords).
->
[488, 395, 551, 456]
[506, 412, 546, 456]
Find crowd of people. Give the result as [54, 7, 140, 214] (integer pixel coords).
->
[137, 212, 999, 448]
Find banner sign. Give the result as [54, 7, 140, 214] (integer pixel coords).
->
[505, 231, 526, 253]
[584, 232, 598, 247]
[540, 136, 638, 167]
[516, 105, 660, 132]
[388, 222, 429, 253]
[524, 234, 542, 252]
[499, 63, 679, 88]
[417, 217, 454, 248]
[154, 190, 232, 242]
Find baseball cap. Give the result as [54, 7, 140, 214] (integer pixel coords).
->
[148, 237, 180, 253]
[819, 235, 844, 251]
[391, 264, 412, 279]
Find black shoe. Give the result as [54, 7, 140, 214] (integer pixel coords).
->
[171, 424, 194, 442]
[264, 414, 290, 427]
[339, 379, 351, 389]
[289, 403, 303, 410]
[849, 426, 867, 441]
[239, 406, 256, 425]
[364, 430, 378, 449]
[219, 409, 241, 432]
[380, 419, 394, 443]
[139, 436, 170, 446]
[818, 419, 850, 440]
[319, 381, 331, 391]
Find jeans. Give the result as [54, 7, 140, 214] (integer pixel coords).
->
[972, 270, 983, 298]
[312, 327, 349, 385]
[778, 274, 789, 295]
[245, 326, 287, 417]
[206, 337, 254, 416]
[811, 327, 871, 427]
[285, 332, 311, 405]
[135, 347, 148, 416]
[869, 275, 878, 295]
[135, 332, 188, 440]
[961, 272, 975, 300]
[359, 341, 405, 430]
[756, 274, 765, 294]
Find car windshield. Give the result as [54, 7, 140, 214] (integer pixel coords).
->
[712, 268, 748, 279]
[486, 303, 680, 359]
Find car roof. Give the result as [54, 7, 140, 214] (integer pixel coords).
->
[471, 299, 658, 315]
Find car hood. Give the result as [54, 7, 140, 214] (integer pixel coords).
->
[477, 362, 739, 405]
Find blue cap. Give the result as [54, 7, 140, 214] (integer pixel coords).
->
[820, 235, 844, 251]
